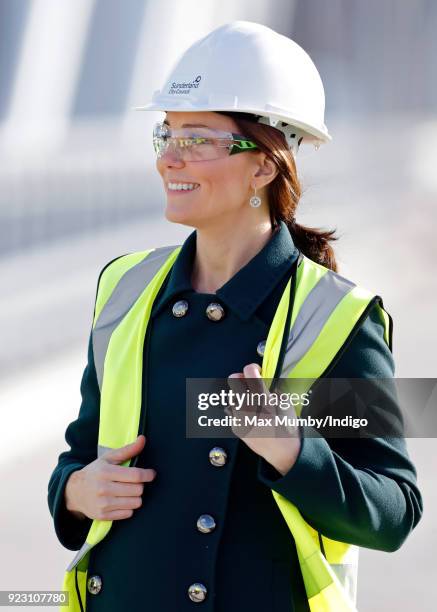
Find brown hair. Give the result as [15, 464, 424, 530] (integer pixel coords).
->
[219, 111, 339, 272]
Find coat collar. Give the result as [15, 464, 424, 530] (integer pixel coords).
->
[151, 220, 299, 322]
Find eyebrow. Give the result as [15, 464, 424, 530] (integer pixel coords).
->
[163, 119, 212, 128]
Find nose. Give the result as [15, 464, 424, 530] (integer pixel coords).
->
[158, 146, 185, 167]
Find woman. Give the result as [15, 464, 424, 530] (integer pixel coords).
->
[48, 22, 423, 612]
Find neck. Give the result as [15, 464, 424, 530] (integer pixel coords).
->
[191, 217, 276, 294]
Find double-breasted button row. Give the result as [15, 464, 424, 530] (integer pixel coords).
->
[171, 300, 226, 321]
[185, 449, 226, 603]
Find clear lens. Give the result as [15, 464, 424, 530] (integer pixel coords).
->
[152, 122, 242, 161]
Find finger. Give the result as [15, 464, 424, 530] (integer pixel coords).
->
[102, 481, 145, 497]
[103, 435, 147, 465]
[243, 363, 262, 377]
[102, 509, 134, 520]
[102, 496, 143, 511]
[227, 373, 246, 394]
[104, 465, 156, 483]
[227, 373, 248, 413]
[243, 363, 269, 396]
[240, 363, 273, 419]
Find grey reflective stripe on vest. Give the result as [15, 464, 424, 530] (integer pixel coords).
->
[66, 542, 92, 572]
[330, 563, 358, 605]
[282, 269, 356, 376]
[97, 444, 113, 458]
[92, 245, 178, 390]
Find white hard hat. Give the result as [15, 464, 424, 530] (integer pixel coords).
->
[135, 21, 331, 156]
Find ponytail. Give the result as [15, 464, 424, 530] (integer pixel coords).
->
[285, 219, 338, 272]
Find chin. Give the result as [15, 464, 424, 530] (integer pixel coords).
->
[164, 206, 197, 228]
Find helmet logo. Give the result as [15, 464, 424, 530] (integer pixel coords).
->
[168, 75, 202, 95]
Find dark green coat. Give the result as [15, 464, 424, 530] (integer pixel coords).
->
[48, 221, 423, 612]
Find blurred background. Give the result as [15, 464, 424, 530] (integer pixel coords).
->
[0, 0, 436, 610]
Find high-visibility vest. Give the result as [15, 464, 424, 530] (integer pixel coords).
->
[61, 245, 392, 612]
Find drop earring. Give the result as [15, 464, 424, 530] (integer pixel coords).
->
[249, 184, 262, 208]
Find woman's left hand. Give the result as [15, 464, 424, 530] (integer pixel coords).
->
[227, 363, 302, 476]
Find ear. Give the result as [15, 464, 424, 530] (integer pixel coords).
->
[253, 154, 278, 187]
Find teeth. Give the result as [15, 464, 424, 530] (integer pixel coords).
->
[168, 182, 200, 191]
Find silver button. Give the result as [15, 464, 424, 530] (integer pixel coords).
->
[197, 514, 216, 533]
[257, 340, 266, 357]
[188, 582, 207, 602]
[205, 302, 225, 321]
[209, 446, 227, 467]
[172, 300, 189, 317]
[87, 575, 103, 595]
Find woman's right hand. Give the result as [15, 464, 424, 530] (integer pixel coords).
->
[64, 435, 156, 521]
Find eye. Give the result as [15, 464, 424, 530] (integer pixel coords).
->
[178, 137, 210, 147]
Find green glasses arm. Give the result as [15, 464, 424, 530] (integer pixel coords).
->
[229, 136, 258, 155]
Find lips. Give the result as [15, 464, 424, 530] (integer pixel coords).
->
[167, 183, 200, 193]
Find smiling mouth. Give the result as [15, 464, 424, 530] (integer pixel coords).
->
[167, 183, 200, 193]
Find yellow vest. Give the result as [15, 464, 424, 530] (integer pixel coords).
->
[61, 246, 392, 611]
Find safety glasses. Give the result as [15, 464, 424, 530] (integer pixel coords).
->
[152, 121, 258, 162]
